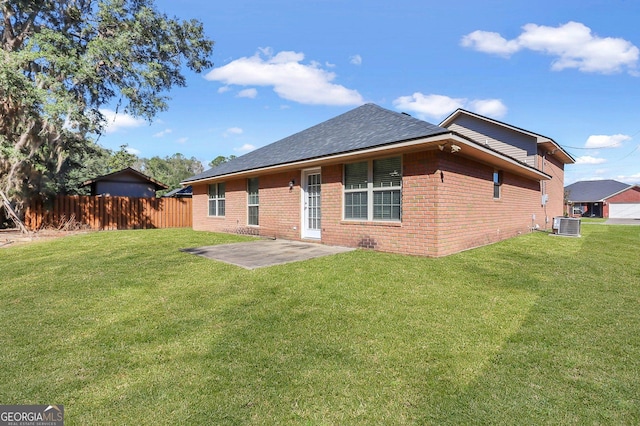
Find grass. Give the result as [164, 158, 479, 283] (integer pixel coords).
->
[580, 217, 607, 224]
[1, 227, 639, 424]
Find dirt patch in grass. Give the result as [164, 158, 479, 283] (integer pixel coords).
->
[0, 228, 93, 248]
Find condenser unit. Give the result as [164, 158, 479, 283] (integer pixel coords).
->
[552, 217, 581, 237]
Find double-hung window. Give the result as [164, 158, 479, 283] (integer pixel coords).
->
[344, 156, 402, 221]
[344, 162, 369, 220]
[247, 177, 259, 226]
[493, 171, 503, 199]
[208, 183, 225, 216]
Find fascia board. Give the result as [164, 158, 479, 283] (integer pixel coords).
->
[183, 133, 550, 185]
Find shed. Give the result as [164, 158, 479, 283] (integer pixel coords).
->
[80, 167, 168, 197]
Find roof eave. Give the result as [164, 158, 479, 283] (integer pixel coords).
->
[80, 167, 168, 189]
[447, 134, 551, 181]
[182, 132, 550, 185]
[538, 140, 575, 164]
[440, 109, 574, 164]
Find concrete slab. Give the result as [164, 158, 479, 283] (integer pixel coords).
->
[605, 218, 640, 225]
[181, 239, 356, 270]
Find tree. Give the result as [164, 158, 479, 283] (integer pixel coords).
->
[54, 141, 111, 195]
[0, 0, 213, 211]
[108, 144, 139, 172]
[209, 155, 236, 168]
[141, 153, 203, 195]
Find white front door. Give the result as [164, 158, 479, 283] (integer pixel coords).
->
[302, 169, 321, 239]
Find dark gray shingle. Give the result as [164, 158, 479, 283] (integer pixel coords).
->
[565, 179, 631, 202]
[184, 103, 449, 182]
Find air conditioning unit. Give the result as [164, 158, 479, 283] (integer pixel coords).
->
[552, 217, 581, 237]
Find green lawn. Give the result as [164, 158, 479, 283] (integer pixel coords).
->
[1, 227, 639, 424]
[580, 217, 608, 224]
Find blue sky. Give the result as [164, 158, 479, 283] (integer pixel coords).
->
[97, 0, 640, 185]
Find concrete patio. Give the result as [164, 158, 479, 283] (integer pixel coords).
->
[181, 239, 355, 270]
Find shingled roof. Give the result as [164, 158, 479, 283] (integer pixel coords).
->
[565, 179, 631, 202]
[80, 167, 168, 190]
[184, 103, 450, 183]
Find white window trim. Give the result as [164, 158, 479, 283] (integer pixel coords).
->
[493, 170, 503, 200]
[208, 183, 225, 217]
[247, 177, 259, 226]
[343, 157, 402, 222]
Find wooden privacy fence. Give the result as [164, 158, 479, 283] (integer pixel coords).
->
[25, 195, 192, 231]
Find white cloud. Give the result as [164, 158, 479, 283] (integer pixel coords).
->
[618, 172, 640, 183]
[234, 143, 256, 153]
[237, 88, 258, 99]
[223, 127, 243, 137]
[393, 93, 464, 119]
[218, 86, 231, 94]
[99, 109, 145, 134]
[205, 49, 364, 106]
[153, 128, 173, 138]
[177, 137, 188, 144]
[392, 92, 507, 120]
[461, 21, 639, 74]
[467, 99, 508, 118]
[350, 54, 362, 65]
[125, 146, 141, 156]
[585, 134, 630, 148]
[575, 155, 607, 165]
[461, 30, 520, 57]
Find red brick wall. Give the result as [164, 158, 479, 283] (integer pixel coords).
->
[257, 172, 301, 239]
[539, 151, 566, 221]
[192, 179, 249, 234]
[605, 186, 640, 217]
[322, 150, 550, 257]
[191, 148, 561, 257]
[607, 186, 640, 203]
[433, 153, 541, 256]
[193, 172, 302, 238]
[321, 151, 440, 256]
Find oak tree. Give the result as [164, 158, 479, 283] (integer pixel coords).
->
[0, 0, 213, 211]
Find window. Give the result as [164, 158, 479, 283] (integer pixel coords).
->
[344, 156, 402, 221]
[344, 162, 368, 220]
[208, 183, 225, 216]
[493, 171, 503, 199]
[247, 177, 259, 226]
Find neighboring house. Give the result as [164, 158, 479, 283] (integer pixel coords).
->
[163, 185, 193, 198]
[183, 103, 574, 257]
[565, 180, 640, 218]
[81, 167, 168, 197]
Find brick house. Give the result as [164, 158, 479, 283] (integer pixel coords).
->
[565, 180, 640, 218]
[183, 104, 574, 257]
